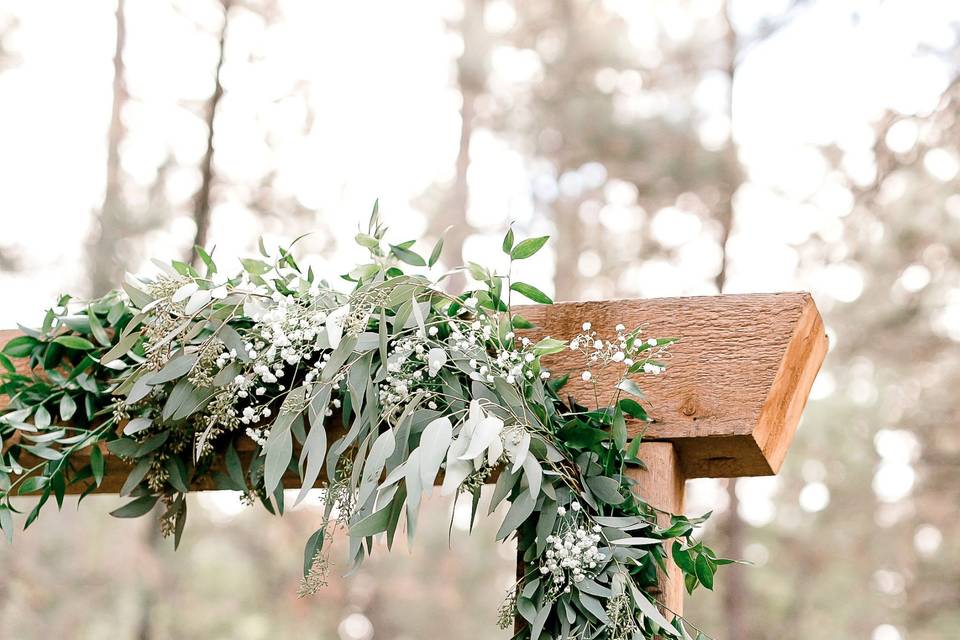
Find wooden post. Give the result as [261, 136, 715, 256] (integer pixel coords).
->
[633, 443, 685, 618]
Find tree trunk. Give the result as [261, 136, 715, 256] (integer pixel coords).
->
[190, 0, 231, 266]
[716, 4, 749, 639]
[86, 0, 128, 296]
[430, 0, 486, 291]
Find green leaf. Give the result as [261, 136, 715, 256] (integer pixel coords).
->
[577, 592, 610, 624]
[616, 378, 646, 399]
[59, 394, 77, 421]
[389, 244, 426, 266]
[303, 527, 326, 577]
[110, 495, 159, 518]
[321, 335, 357, 383]
[672, 541, 696, 575]
[511, 315, 535, 330]
[87, 307, 111, 347]
[90, 447, 105, 486]
[294, 386, 331, 506]
[502, 227, 514, 253]
[17, 475, 48, 495]
[123, 417, 153, 436]
[619, 398, 649, 420]
[2, 335, 38, 358]
[610, 536, 660, 546]
[510, 281, 553, 304]
[585, 475, 625, 505]
[496, 488, 536, 540]
[42, 343, 63, 370]
[264, 388, 305, 494]
[136, 431, 169, 457]
[511, 235, 549, 260]
[99, 332, 140, 364]
[194, 245, 217, 275]
[349, 504, 393, 537]
[630, 581, 680, 635]
[106, 437, 139, 457]
[417, 416, 452, 490]
[34, 405, 51, 429]
[355, 233, 380, 249]
[466, 262, 488, 281]
[121, 457, 153, 496]
[516, 597, 537, 623]
[147, 353, 198, 385]
[0, 504, 13, 543]
[225, 441, 247, 490]
[695, 553, 715, 590]
[428, 231, 447, 267]
[531, 601, 552, 639]
[612, 406, 627, 450]
[533, 337, 567, 356]
[52, 335, 96, 351]
[165, 457, 191, 493]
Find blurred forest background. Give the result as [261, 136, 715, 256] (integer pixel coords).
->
[1, 0, 959, 638]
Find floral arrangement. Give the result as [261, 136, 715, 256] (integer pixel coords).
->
[0, 206, 728, 639]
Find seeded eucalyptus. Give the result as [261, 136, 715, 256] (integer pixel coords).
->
[0, 204, 731, 639]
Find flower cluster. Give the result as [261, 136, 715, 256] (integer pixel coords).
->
[235, 298, 349, 441]
[540, 502, 605, 595]
[380, 332, 447, 415]
[570, 322, 667, 381]
[448, 313, 548, 385]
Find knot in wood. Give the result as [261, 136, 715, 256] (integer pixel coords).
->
[680, 397, 698, 417]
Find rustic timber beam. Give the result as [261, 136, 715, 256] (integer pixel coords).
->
[521, 291, 827, 477]
[1, 292, 827, 626]
[0, 291, 827, 491]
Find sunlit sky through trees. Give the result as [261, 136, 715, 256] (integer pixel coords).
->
[1, 1, 959, 638]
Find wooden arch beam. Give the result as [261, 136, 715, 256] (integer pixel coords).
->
[0, 291, 827, 487]
[0, 291, 827, 622]
[521, 291, 828, 477]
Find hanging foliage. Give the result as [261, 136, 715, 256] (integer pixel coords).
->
[0, 204, 731, 639]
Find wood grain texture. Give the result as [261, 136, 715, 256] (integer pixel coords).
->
[0, 292, 827, 486]
[517, 292, 828, 477]
[631, 442, 685, 621]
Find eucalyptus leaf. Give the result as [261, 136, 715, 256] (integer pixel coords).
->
[496, 488, 535, 541]
[417, 416, 451, 494]
[586, 475, 626, 505]
[110, 495, 159, 519]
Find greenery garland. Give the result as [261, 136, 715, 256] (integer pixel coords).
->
[0, 205, 730, 639]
